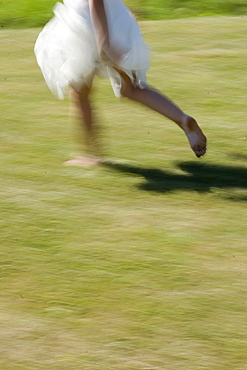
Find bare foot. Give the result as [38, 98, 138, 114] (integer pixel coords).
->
[63, 156, 102, 168]
[181, 116, 207, 158]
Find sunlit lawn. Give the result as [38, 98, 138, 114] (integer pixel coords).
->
[0, 17, 246, 369]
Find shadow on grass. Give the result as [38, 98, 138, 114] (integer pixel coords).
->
[102, 160, 247, 200]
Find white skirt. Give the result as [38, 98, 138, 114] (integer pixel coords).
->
[34, 0, 150, 99]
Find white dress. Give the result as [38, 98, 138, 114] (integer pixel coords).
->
[34, 0, 150, 99]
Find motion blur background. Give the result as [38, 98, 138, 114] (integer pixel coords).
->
[1, 1, 247, 369]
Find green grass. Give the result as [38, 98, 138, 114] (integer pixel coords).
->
[138, 0, 247, 19]
[1, 17, 247, 369]
[0, 0, 247, 28]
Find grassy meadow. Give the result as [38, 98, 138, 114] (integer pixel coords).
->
[0, 0, 247, 27]
[1, 16, 247, 370]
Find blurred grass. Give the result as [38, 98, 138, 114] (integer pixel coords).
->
[0, 0, 247, 28]
[137, 0, 247, 19]
[1, 16, 247, 369]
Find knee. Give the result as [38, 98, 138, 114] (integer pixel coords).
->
[120, 81, 136, 99]
[79, 84, 91, 100]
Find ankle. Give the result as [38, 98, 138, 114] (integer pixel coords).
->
[181, 115, 197, 132]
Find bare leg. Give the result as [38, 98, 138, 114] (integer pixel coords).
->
[119, 71, 207, 158]
[64, 82, 102, 167]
